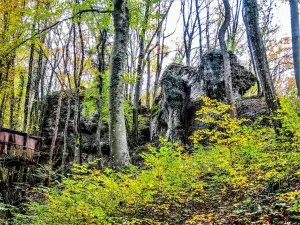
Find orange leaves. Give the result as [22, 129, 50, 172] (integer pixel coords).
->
[267, 36, 293, 90]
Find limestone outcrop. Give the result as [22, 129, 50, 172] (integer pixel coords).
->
[150, 51, 257, 143]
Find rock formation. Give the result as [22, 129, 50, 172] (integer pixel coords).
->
[150, 51, 258, 143]
[40, 92, 109, 166]
[40, 51, 266, 161]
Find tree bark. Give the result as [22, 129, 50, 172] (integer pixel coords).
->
[30, 32, 46, 135]
[146, 54, 151, 108]
[62, 97, 70, 173]
[243, 0, 281, 132]
[205, 0, 210, 50]
[289, 0, 300, 97]
[181, 0, 197, 66]
[96, 30, 107, 169]
[109, 0, 131, 169]
[49, 91, 62, 165]
[196, 0, 203, 59]
[23, 39, 35, 132]
[133, 1, 150, 141]
[61, 28, 72, 173]
[242, 7, 262, 97]
[218, 0, 236, 117]
[73, 19, 84, 164]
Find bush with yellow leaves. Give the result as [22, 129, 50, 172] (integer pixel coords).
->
[13, 96, 300, 224]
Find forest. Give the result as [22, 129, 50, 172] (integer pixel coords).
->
[0, 0, 300, 224]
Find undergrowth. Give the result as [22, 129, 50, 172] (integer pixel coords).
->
[12, 96, 300, 225]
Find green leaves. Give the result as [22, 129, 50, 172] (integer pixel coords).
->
[13, 97, 300, 224]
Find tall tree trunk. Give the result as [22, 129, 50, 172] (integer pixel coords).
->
[8, 53, 16, 129]
[61, 28, 72, 173]
[153, 23, 162, 102]
[289, 0, 300, 97]
[23, 39, 35, 132]
[218, 0, 236, 116]
[39, 51, 57, 137]
[242, 7, 262, 97]
[30, 33, 46, 134]
[146, 54, 151, 108]
[62, 97, 70, 173]
[0, 93, 6, 126]
[243, 0, 281, 132]
[205, 0, 210, 50]
[133, 2, 150, 141]
[196, 0, 203, 59]
[16, 75, 25, 129]
[109, 0, 131, 169]
[49, 91, 62, 165]
[96, 30, 107, 169]
[73, 19, 84, 164]
[230, 0, 242, 52]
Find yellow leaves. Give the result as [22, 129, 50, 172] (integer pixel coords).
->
[186, 213, 215, 225]
[177, 145, 184, 152]
[21, 95, 300, 224]
[265, 171, 278, 180]
[191, 96, 247, 147]
[277, 191, 300, 213]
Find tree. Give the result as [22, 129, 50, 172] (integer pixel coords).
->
[242, 6, 262, 97]
[289, 0, 300, 97]
[181, 0, 198, 66]
[195, 0, 204, 59]
[23, 33, 35, 132]
[96, 29, 108, 169]
[109, 0, 131, 168]
[243, 0, 281, 132]
[218, 0, 236, 116]
[133, 0, 150, 141]
[132, 0, 174, 141]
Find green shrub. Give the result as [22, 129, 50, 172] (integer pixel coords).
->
[14, 96, 300, 224]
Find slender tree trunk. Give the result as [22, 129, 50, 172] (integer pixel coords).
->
[133, 2, 150, 141]
[62, 29, 71, 173]
[289, 0, 300, 97]
[73, 19, 84, 164]
[181, 0, 196, 66]
[30, 33, 46, 134]
[219, 0, 236, 116]
[243, 0, 281, 132]
[8, 53, 16, 129]
[146, 54, 151, 108]
[62, 97, 70, 173]
[0, 93, 6, 126]
[133, 34, 145, 141]
[242, 7, 262, 97]
[49, 91, 62, 165]
[23, 39, 35, 132]
[205, 0, 210, 50]
[16, 75, 25, 129]
[153, 25, 162, 102]
[196, 0, 203, 59]
[96, 30, 107, 169]
[109, 0, 131, 169]
[230, 0, 242, 52]
[39, 51, 57, 136]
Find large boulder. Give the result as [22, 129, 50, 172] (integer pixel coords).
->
[151, 51, 257, 143]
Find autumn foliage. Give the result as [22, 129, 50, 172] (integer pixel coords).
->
[12, 96, 300, 225]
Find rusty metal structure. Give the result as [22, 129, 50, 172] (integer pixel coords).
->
[0, 128, 41, 218]
[0, 127, 41, 163]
